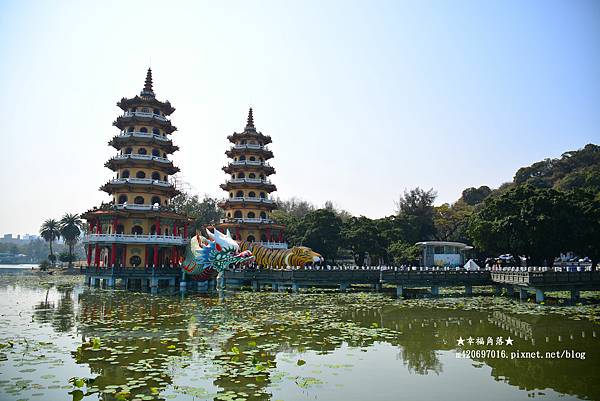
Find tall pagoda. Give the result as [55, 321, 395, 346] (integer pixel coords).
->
[217, 108, 286, 248]
[82, 69, 189, 269]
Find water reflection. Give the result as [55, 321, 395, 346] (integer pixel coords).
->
[0, 276, 598, 401]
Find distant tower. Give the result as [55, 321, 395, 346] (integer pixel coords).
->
[82, 69, 189, 269]
[217, 108, 286, 248]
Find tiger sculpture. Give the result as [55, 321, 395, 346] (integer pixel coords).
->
[238, 241, 323, 268]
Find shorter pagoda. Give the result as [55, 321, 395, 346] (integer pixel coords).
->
[217, 109, 286, 248]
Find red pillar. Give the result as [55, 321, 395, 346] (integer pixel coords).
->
[265, 228, 271, 242]
[173, 222, 178, 236]
[171, 246, 176, 267]
[155, 217, 161, 235]
[183, 223, 188, 238]
[112, 217, 117, 234]
[235, 227, 241, 241]
[87, 245, 92, 266]
[97, 219, 102, 234]
[94, 244, 100, 267]
[153, 244, 158, 268]
[278, 231, 283, 242]
[110, 243, 116, 267]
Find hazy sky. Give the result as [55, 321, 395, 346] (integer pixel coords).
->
[0, 0, 598, 235]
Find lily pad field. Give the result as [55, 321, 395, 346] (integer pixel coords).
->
[0, 273, 598, 401]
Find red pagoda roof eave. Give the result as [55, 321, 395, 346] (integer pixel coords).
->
[82, 208, 191, 221]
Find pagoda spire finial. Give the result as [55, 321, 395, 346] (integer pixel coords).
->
[245, 107, 255, 130]
[141, 68, 155, 97]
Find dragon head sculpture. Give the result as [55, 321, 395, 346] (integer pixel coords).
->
[181, 228, 254, 276]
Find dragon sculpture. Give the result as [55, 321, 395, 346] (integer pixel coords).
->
[238, 241, 323, 268]
[181, 228, 254, 281]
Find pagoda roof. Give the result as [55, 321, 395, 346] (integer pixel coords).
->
[225, 146, 273, 160]
[109, 134, 179, 153]
[117, 96, 175, 115]
[82, 205, 191, 222]
[116, 68, 176, 115]
[113, 114, 177, 134]
[105, 155, 180, 174]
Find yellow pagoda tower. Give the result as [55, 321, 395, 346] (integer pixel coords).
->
[217, 109, 286, 248]
[82, 69, 189, 270]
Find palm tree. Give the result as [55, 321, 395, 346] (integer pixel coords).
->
[40, 219, 61, 267]
[59, 213, 83, 269]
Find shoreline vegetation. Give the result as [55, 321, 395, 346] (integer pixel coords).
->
[25, 142, 600, 269]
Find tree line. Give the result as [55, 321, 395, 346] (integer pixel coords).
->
[175, 144, 600, 268]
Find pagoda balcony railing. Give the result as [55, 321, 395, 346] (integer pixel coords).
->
[226, 178, 272, 185]
[115, 203, 161, 211]
[123, 111, 168, 122]
[114, 154, 171, 163]
[257, 241, 288, 249]
[220, 217, 275, 224]
[82, 233, 187, 245]
[118, 132, 170, 142]
[224, 197, 274, 204]
[233, 144, 268, 150]
[108, 178, 173, 188]
[229, 160, 272, 167]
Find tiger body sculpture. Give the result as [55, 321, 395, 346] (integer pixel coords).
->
[238, 241, 323, 268]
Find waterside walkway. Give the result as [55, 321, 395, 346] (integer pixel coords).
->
[84, 265, 600, 303]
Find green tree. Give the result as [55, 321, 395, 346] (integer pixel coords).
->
[341, 216, 386, 265]
[433, 202, 474, 242]
[172, 193, 223, 236]
[273, 197, 315, 219]
[468, 185, 575, 266]
[59, 213, 83, 269]
[299, 209, 343, 263]
[394, 188, 437, 243]
[566, 190, 600, 269]
[388, 240, 421, 266]
[460, 186, 492, 206]
[39, 219, 61, 267]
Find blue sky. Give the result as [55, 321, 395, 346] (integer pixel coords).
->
[0, 0, 598, 234]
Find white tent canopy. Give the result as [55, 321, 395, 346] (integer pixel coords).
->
[464, 259, 481, 270]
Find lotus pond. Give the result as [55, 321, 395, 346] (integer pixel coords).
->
[0, 272, 599, 401]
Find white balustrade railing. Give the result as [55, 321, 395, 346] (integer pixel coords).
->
[256, 241, 288, 249]
[123, 111, 168, 122]
[229, 160, 272, 167]
[115, 203, 159, 211]
[83, 233, 187, 245]
[224, 197, 274, 204]
[220, 218, 274, 224]
[113, 154, 171, 163]
[226, 178, 272, 185]
[117, 132, 170, 141]
[233, 144, 268, 150]
[108, 178, 172, 187]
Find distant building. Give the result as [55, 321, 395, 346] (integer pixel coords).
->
[416, 241, 473, 267]
[0, 234, 39, 244]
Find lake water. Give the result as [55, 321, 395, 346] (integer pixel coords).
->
[0, 274, 598, 401]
